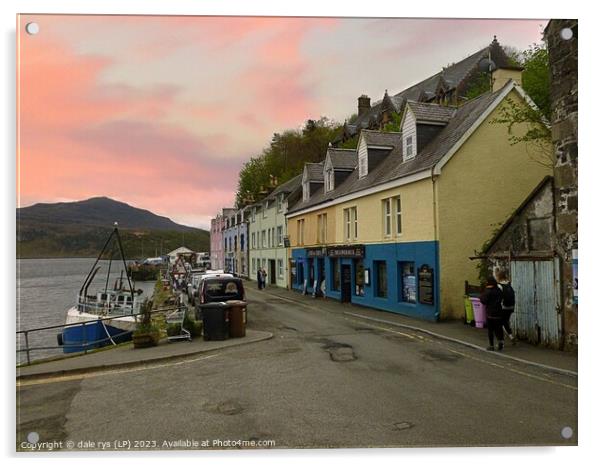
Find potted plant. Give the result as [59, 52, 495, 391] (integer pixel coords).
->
[132, 298, 161, 348]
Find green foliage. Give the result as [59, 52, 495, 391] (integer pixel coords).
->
[339, 134, 359, 150]
[235, 117, 343, 207]
[134, 298, 160, 336]
[464, 72, 491, 101]
[17, 223, 209, 259]
[474, 224, 503, 284]
[491, 43, 553, 166]
[382, 112, 401, 133]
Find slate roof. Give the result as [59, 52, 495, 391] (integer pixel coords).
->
[288, 85, 507, 215]
[305, 163, 325, 182]
[407, 101, 457, 123]
[362, 130, 401, 147]
[348, 38, 516, 135]
[327, 148, 357, 170]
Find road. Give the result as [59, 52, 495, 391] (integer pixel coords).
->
[16, 287, 577, 450]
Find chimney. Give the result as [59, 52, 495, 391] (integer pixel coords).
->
[358, 94, 371, 117]
[492, 67, 522, 92]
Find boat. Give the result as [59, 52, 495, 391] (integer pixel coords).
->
[58, 224, 143, 353]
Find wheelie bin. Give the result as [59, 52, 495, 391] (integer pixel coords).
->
[200, 302, 230, 341]
[226, 300, 247, 338]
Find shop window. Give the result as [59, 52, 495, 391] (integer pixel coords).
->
[400, 262, 417, 303]
[298, 262, 305, 285]
[331, 258, 340, 291]
[354, 259, 365, 296]
[375, 261, 387, 298]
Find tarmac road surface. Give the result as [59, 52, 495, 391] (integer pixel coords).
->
[16, 287, 577, 450]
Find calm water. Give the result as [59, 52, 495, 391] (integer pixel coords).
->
[17, 258, 156, 364]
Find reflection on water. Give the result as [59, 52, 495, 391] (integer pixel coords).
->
[17, 258, 156, 363]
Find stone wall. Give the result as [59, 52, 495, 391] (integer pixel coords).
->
[544, 19, 578, 350]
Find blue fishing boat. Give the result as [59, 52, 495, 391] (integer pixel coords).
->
[59, 224, 142, 353]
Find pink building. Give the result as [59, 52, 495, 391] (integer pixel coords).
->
[210, 208, 235, 270]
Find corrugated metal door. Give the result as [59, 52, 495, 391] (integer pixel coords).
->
[510, 259, 561, 348]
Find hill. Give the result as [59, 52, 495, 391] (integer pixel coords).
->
[17, 197, 209, 259]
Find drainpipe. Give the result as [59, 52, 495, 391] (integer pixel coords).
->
[431, 166, 441, 321]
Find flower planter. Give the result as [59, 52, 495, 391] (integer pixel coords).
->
[132, 332, 160, 348]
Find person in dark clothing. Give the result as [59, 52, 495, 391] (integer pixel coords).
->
[256, 268, 263, 290]
[480, 276, 505, 351]
[495, 269, 516, 345]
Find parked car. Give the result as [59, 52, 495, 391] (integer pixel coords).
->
[190, 271, 233, 306]
[198, 276, 245, 305]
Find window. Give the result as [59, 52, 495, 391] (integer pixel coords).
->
[272, 228, 275, 247]
[278, 259, 284, 278]
[376, 261, 387, 298]
[317, 214, 327, 244]
[383, 198, 392, 237]
[394, 196, 402, 235]
[252, 232, 256, 249]
[297, 219, 305, 245]
[277, 195, 283, 212]
[405, 136, 414, 159]
[344, 207, 358, 241]
[303, 182, 310, 201]
[400, 262, 417, 303]
[263, 202, 268, 218]
[354, 259, 365, 296]
[240, 234, 245, 251]
[331, 258, 340, 291]
[261, 230, 266, 248]
[252, 258, 256, 273]
[267, 229, 271, 248]
[277, 226, 283, 246]
[325, 168, 334, 192]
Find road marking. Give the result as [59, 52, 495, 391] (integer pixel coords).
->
[17, 354, 220, 387]
[344, 317, 577, 391]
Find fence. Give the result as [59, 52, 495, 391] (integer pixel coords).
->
[16, 306, 181, 366]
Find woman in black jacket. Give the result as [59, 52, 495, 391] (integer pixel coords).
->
[480, 276, 505, 351]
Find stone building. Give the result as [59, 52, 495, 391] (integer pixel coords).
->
[544, 19, 578, 349]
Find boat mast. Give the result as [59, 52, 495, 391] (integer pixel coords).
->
[79, 227, 116, 298]
[113, 223, 135, 306]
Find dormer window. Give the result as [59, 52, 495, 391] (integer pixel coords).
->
[325, 168, 334, 192]
[405, 136, 414, 159]
[277, 195, 283, 212]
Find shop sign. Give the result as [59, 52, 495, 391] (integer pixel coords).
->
[418, 264, 434, 305]
[307, 247, 327, 258]
[327, 245, 365, 258]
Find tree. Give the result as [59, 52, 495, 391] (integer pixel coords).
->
[492, 42, 553, 167]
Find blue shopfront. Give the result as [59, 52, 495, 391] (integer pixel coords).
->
[291, 241, 440, 321]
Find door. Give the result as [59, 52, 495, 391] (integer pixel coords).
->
[510, 259, 561, 347]
[341, 264, 352, 303]
[269, 260, 276, 285]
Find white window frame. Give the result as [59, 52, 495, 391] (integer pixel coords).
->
[277, 195, 283, 212]
[297, 219, 305, 246]
[383, 198, 392, 237]
[278, 259, 284, 278]
[405, 136, 414, 159]
[344, 208, 351, 241]
[261, 230, 266, 248]
[394, 196, 402, 236]
[277, 226, 283, 246]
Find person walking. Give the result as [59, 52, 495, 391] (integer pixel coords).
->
[496, 269, 516, 345]
[480, 276, 505, 351]
[256, 268, 263, 290]
[261, 268, 267, 289]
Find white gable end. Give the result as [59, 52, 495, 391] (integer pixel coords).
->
[401, 108, 417, 161]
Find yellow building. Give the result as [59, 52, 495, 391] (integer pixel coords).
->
[287, 79, 552, 321]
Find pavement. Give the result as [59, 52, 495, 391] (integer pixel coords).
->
[16, 329, 273, 380]
[259, 285, 578, 376]
[16, 286, 577, 450]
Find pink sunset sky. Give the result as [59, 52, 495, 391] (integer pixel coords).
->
[17, 15, 546, 229]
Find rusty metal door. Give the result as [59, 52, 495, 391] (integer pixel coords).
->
[510, 259, 561, 347]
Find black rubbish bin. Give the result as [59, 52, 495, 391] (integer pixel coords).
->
[200, 302, 230, 341]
